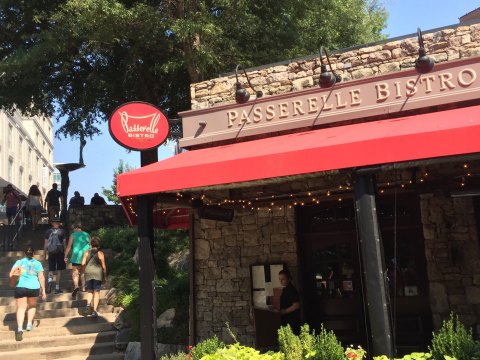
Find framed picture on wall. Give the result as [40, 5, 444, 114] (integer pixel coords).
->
[250, 263, 285, 308]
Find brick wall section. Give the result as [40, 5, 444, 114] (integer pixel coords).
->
[420, 194, 480, 333]
[190, 23, 480, 110]
[193, 207, 297, 344]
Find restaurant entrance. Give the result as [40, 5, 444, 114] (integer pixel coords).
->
[298, 192, 433, 354]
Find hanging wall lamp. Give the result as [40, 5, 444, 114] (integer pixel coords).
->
[415, 28, 435, 74]
[319, 46, 341, 88]
[235, 64, 263, 104]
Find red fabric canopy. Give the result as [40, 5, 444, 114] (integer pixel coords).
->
[117, 105, 480, 197]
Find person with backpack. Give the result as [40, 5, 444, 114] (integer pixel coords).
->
[81, 237, 107, 319]
[43, 217, 67, 294]
[44, 183, 62, 222]
[9, 247, 47, 341]
[64, 222, 90, 299]
[2, 184, 21, 224]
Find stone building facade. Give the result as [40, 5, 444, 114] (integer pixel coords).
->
[186, 20, 480, 346]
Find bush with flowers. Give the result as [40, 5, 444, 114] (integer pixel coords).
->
[345, 345, 367, 359]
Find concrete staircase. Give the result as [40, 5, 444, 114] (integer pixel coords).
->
[0, 228, 124, 359]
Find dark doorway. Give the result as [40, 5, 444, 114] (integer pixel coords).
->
[297, 192, 432, 354]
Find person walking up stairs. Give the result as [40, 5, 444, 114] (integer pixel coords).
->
[0, 229, 124, 359]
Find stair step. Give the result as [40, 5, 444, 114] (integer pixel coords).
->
[61, 354, 125, 360]
[0, 304, 115, 321]
[0, 341, 118, 359]
[0, 312, 117, 331]
[0, 298, 108, 313]
[0, 288, 109, 299]
[0, 321, 116, 338]
[0, 330, 116, 351]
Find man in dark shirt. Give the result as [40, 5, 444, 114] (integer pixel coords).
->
[69, 191, 85, 208]
[44, 183, 62, 221]
[90, 193, 107, 206]
[278, 269, 301, 334]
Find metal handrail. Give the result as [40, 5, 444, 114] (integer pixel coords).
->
[1, 205, 25, 251]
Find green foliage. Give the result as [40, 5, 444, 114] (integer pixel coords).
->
[429, 313, 480, 360]
[278, 325, 303, 360]
[345, 345, 367, 359]
[201, 343, 284, 360]
[102, 160, 135, 205]
[190, 336, 225, 360]
[0, 0, 387, 141]
[313, 324, 344, 360]
[373, 353, 432, 360]
[158, 352, 189, 360]
[278, 324, 344, 360]
[92, 226, 190, 343]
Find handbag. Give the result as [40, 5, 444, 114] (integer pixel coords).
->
[9, 267, 21, 288]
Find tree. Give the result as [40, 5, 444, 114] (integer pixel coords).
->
[0, 0, 387, 141]
[102, 159, 135, 204]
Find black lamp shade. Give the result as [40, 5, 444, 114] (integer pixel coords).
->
[415, 52, 435, 74]
[235, 83, 250, 104]
[319, 68, 337, 88]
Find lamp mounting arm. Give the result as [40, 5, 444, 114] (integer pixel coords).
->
[235, 64, 263, 98]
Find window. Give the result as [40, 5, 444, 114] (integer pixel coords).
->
[19, 137, 23, 162]
[8, 125, 13, 150]
[8, 159, 13, 182]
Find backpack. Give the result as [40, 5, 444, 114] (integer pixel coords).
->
[47, 229, 63, 254]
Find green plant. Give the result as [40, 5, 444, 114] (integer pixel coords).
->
[190, 336, 225, 360]
[429, 313, 480, 360]
[278, 325, 303, 360]
[201, 343, 284, 360]
[345, 345, 367, 359]
[313, 324, 344, 360]
[158, 351, 188, 360]
[373, 353, 432, 360]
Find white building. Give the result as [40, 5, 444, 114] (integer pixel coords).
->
[0, 110, 55, 198]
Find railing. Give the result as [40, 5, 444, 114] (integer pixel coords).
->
[0, 205, 25, 251]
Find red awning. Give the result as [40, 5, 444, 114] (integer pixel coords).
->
[117, 105, 480, 197]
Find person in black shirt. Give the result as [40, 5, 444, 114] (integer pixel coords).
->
[90, 193, 107, 206]
[278, 269, 301, 334]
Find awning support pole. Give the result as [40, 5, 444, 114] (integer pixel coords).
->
[138, 149, 158, 360]
[353, 173, 394, 358]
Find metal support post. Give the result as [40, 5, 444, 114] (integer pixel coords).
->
[354, 173, 394, 358]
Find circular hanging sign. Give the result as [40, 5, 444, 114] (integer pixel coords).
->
[109, 102, 170, 151]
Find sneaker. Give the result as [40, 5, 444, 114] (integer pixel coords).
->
[72, 287, 79, 300]
[91, 311, 98, 319]
[26, 324, 33, 331]
[46, 278, 53, 294]
[15, 331, 23, 341]
[54, 288, 63, 294]
[85, 305, 92, 317]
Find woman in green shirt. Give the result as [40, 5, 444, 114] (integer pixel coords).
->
[64, 222, 90, 299]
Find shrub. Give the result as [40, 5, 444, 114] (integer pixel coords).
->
[278, 325, 303, 360]
[278, 324, 344, 360]
[429, 313, 480, 360]
[158, 351, 188, 360]
[201, 343, 284, 360]
[373, 353, 432, 360]
[190, 335, 225, 360]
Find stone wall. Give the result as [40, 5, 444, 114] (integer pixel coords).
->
[421, 194, 480, 333]
[193, 207, 296, 344]
[190, 23, 480, 109]
[67, 205, 130, 232]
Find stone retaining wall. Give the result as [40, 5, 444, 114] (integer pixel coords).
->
[193, 207, 296, 344]
[67, 205, 129, 232]
[421, 194, 480, 333]
[190, 23, 480, 109]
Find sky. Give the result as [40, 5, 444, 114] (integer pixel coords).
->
[52, 0, 480, 203]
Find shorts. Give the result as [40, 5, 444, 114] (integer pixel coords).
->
[6, 207, 18, 218]
[15, 287, 40, 299]
[71, 263, 82, 267]
[48, 252, 66, 271]
[85, 279, 102, 291]
[29, 205, 41, 213]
